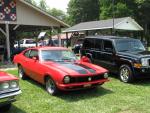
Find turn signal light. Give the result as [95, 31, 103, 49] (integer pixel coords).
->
[134, 63, 142, 68]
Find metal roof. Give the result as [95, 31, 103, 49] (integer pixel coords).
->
[63, 17, 143, 33]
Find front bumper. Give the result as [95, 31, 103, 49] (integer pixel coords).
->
[134, 67, 150, 78]
[0, 90, 21, 106]
[57, 79, 109, 91]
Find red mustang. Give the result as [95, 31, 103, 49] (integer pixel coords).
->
[13, 47, 109, 95]
[0, 71, 21, 111]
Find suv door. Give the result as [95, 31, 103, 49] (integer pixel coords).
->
[93, 39, 103, 65]
[81, 38, 96, 61]
[101, 40, 116, 72]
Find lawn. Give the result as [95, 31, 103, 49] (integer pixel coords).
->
[3, 69, 150, 113]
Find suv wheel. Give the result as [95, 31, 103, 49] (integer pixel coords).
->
[119, 65, 134, 83]
[45, 77, 59, 95]
[18, 65, 27, 80]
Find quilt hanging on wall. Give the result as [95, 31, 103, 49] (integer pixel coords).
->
[0, 0, 16, 21]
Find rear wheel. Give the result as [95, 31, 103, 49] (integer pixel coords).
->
[18, 65, 27, 80]
[45, 77, 59, 95]
[119, 65, 134, 83]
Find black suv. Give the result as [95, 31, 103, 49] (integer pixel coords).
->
[81, 36, 150, 83]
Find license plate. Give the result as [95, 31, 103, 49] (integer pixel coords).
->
[84, 84, 91, 87]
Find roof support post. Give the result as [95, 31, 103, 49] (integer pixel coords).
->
[5, 22, 11, 62]
[86, 30, 89, 36]
[66, 32, 68, 48]
[58, 27, 61, 47]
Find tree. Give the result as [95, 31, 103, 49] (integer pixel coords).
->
[67, 0, 100, 25]
[100, 0, 134, 19]
[48, 8, 67, 21]
[39, 0, 47, 11]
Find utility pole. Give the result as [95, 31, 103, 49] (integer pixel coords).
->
[112, 0, 115, 35]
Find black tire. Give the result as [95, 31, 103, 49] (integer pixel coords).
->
[18, 65, 27, 80]
[0, 103, 11, 111]
[119, 65, 134, 83]
[45, 77, 59, 95]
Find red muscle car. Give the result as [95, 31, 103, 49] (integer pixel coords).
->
[13, 47, 109, 95]
[0, 71, 21, 111]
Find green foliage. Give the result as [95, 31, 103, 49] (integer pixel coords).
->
[67, 0, 100, 25]
[39, 0, 47, 11]
[48, 8, 67, 21]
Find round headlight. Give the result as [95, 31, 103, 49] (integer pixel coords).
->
[1, 82, 9, 90]
[10, 81, 18, 88]
[104, 73, 108, 78]
[64, 76, 70, 84]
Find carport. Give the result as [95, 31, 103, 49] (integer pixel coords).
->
[0, 0, 69, 61]
[63, 17, 144, 47]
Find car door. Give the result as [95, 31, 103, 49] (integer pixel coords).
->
[28, 49, 45, 83]
[21, 49, 32, 76]
[82, 38, 96, 61]
[93, 39, 103, 65]
[100, 40, 116, 72]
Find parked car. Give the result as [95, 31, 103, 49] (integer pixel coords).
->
[13, 47, 109, 95]
[81, 36, 150, 83]
[72, 38, 84, 54]
[0, 71, 21, 111]
[14, 39, 36, 48]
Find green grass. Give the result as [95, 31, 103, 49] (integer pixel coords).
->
[4, 69, 150, 113]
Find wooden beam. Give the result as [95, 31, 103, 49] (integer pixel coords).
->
[5, 22, 11, 62]
[0, 28, 6, 37]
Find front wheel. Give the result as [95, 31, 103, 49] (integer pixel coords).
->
[45, 77, 59, 95]
[119, 65, 134, 83]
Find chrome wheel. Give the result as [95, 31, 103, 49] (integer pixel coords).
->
[120, 67, 129, 82]
[46, 77, 58, 95]
[119, 65, 134, 83]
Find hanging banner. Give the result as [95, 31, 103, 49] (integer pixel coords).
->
[0, 0, 17, 21]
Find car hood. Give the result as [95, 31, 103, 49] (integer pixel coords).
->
[0, 71, 18, 82]
[117, 51, 150, 59]
[43, 61, 108, 76]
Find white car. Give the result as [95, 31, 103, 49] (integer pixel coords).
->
[14, 39, 36, 48]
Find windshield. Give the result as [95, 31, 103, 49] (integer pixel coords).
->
[115, 39, 145, 52]
[41, 50, 77, 62]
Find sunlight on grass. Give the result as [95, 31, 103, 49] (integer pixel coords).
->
[5, 70, 150, 113]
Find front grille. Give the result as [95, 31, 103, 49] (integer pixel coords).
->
[70, 74, 104, 83]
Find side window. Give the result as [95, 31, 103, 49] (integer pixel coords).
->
[95, 39, 102, 50]
[26, 40, 36, 44]
[24, 50, 30, 58]
[29, 50, 38, 59]
[83, 38, 94, 49]
[103, 40, 114, 53]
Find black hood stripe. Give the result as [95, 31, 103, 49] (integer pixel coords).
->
[77, 64, 96, 74]
[60, 63, 88, 74]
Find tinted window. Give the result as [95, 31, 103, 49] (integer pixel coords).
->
[103, 40, 114, 52]
[115, 39, 145, 52]
[83, 38, 95, 49]
[26, 40, 36, 44]
[29, 50, 38, 58]
[24, 50, 30, 58]
[95, 39, 102, 50]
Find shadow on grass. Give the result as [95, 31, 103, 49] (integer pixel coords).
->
[132, 78, 150, 86]
[0, 105, 26, 113]
[57, 86, 113, 102]
[25, 78, 113, 102]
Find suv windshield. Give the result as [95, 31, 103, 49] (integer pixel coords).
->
[115, 39, 145, 52]
[41, 50, 77, 62]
